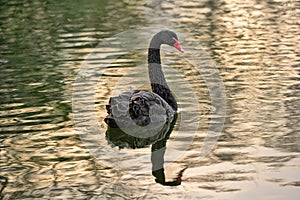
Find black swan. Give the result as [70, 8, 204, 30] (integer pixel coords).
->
[104, 30, 183, 128]
[104, 30, 186, 186]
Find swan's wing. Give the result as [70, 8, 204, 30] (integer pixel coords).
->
[130, 90, 174, 126]
[104, 90, 174, 128]
[105, 90, 134, 128]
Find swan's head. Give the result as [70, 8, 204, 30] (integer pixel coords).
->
[153, 30, 184, 53]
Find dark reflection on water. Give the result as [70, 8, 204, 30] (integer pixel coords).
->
[105, 113, 186, 186]
[0, 0, 299, 199]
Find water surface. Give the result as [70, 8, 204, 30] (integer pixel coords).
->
[0, 0, 299, 199]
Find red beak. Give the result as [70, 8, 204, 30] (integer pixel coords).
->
[173, 37, 184, 53]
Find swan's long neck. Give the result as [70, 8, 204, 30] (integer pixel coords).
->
[148, 38, 177, 111]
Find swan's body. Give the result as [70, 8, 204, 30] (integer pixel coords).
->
[105, 90, 174, 128]
[104, 30, 183, 129]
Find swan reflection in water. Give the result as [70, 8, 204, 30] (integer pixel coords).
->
[104, 30, 186, 186]
[105, 112, 186, 186]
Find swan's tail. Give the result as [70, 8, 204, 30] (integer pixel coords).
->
[104, 98, 119, 128]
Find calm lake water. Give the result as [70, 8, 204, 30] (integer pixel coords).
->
[0, 0, 299, 199]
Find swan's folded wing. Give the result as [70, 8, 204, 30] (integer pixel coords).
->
[105, 90, 134, 128]
[105, 90, 174, 128]
[129, 91, 174, 126]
